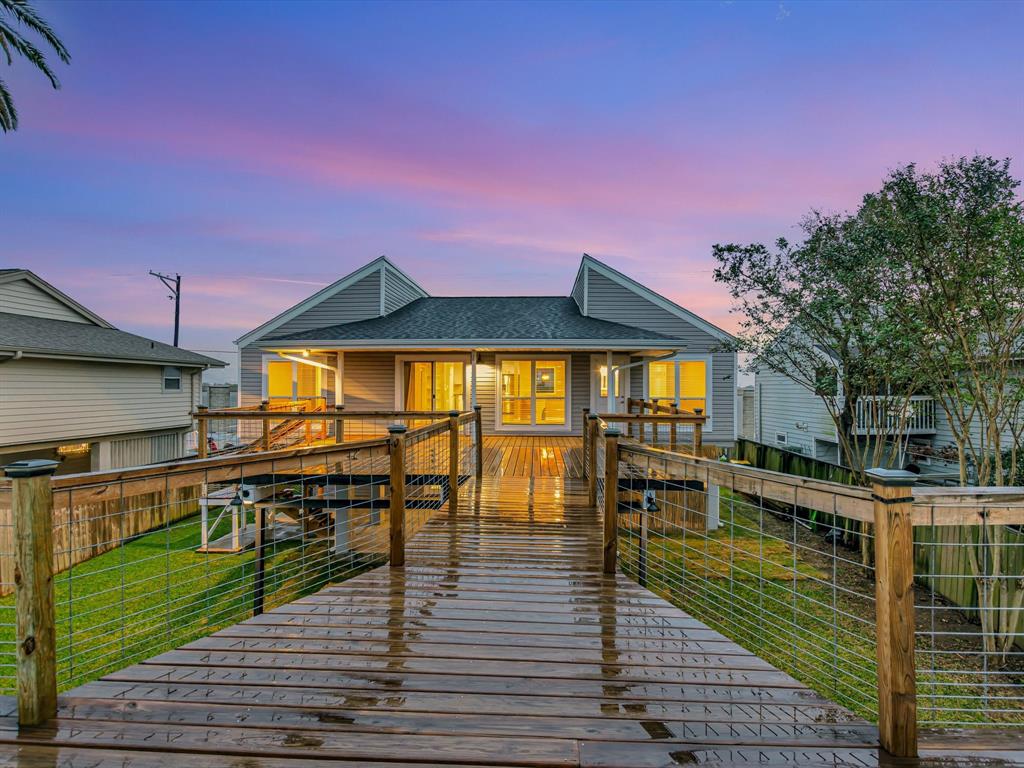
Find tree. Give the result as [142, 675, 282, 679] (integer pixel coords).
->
[713, 211, 924, 485]
[860, 155, 1024, 659]
[0, 0, 70, 132]
[861, 156, 1024, 488]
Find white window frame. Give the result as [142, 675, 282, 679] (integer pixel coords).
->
[495, 353, 572, 433]
[162, 366, 182, 392]
[261, 353, 323, 400]
[776, 432, 788, 445]
[393, 354, 471, 411]
[589, 353, 630, 412]
[642, 354, 713, 433]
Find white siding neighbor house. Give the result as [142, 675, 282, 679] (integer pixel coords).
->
[754, 355, 1016, 481]
[236, 254, 739, 445]
[0, 269, 225, 475]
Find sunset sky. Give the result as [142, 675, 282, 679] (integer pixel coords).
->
[2, 0, 1021, 375]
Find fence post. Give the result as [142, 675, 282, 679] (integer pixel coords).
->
[252, 501, 267, 616]
[6, 459, 59, 726]
[669, 405, 679, 452]
[388, 425, 407, 567]
[473, 406, 483, 479]
[587, 413, 598, 507]
[197, 405, 209, 458]
[693, 408, 703, 456]
[603, 428, 620, 575]
[260, 400, 271, 451]
[448, 411, 460, 515]
[334, 404, 345, 445]
[582, 408, 590, 469]
[867, 467, 918, 759]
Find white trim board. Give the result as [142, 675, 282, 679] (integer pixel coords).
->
[235, 256, 429, 347]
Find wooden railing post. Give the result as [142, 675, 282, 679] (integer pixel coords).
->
[669, 405, 679, 452]
[252, 500, 267, 616]
[587, 413, 598, 507]
[334, 405, 345, 445]
[693, 408, 703, 456]
[448, 411, 460, 515]
[581, 407, 590, 468]
[388, 425, 407, 567]
[473, 405, 483, 480]
[6, 459, 59, 726]
[867, 468, 918, 759]
[260, 400, 271, 452]
[603, 428, 620, 575]
[197, 405, 209, 459]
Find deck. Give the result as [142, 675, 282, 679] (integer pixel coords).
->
[0, 440, 1013, 766]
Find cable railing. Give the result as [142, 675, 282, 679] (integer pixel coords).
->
[194, 406, 460, 457]
[585, 428, 1024, 757]
[0, 408, 481, 725]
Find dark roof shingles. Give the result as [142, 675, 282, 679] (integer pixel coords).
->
[266, 297, 677, 342]
[0, 313, 224, 367]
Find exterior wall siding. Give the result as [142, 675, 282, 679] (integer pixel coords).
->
[341, 351, 395, 411]
[754, 366, 837, 456]
[0, 278, 91, 323]
[382, 265, 424, 314]
[273, 270, 382, 336]
[109, 430, 186, 468]
[0, 357, 198, 448]
[570, 273, 585, 313]
[584, 269, 735, 443]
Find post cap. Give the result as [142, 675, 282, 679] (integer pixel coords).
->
[605, 427, 622, 438]
[387, 424, 408, 434]
[4, 459, 60, 478]
[587, 412, 597, 420]
[448, 410, 460, 417]
[694, 408, 703, 415]
[865, 467, 918, 487]
[473, 404, 482, 411]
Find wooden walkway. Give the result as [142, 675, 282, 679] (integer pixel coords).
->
[482, 435, 582, 478]
[0, 472, 1005, 766]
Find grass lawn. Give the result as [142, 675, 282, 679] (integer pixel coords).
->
[0, 510, 382, 693]
[619, 490, 1024, 725]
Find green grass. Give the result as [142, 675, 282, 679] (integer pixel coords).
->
[618, 491, 1024, 726]
[0, 512, 383, 693]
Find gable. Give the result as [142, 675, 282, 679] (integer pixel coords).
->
[383, 262, 428, 314]
[0, 272, 107, 325]
[575, 257, 733, 350]
[235, 256, 430, 346]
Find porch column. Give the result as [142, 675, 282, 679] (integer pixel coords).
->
[470, 350, 478, 409]
[606, 351, 615, 413]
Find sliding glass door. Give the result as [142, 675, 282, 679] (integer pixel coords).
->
[499, 357, 568, 429]
[401, 359, 466, 411]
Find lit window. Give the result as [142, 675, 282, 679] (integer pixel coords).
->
[163, 366, 182, 391]
[648, 360, 707, 414]
[267, 361, 293, 399]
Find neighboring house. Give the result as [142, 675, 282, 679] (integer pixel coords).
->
[754, 355, 1014, 481]
[0, 269, 225, 475]
[236, 254, 738, 444]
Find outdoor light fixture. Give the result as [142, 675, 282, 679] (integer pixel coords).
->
[302, 350, 310, 357]
[56, 443, 90, 456]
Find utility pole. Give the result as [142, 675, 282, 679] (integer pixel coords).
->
[149, 271, 181, 347]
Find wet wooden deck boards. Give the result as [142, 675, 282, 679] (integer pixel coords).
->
[0, 471, 1010, 766]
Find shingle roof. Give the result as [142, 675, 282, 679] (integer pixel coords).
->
[265, 297, 678, 343]
[0, 313, 225, 367]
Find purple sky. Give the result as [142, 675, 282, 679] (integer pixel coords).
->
[2, 0, 1021, 367]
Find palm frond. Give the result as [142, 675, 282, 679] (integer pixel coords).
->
[0, 75, 18, 132]
[0, 20, 59, 88]
[0, 0, 69, 63]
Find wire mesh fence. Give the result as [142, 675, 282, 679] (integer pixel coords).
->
[602, 440, 1024, 729]
[0, 413, 476, 699]
[914, 508, 1024, 726]
[614, 445, 881, 721]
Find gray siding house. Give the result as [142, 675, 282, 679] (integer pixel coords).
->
[236, 255, 738, 444]
[0, 269, 224, 474]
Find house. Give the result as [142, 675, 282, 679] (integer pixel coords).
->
[235, 254, 738, 443]
[0, 269, 225, 474]
[753, 355, 1010, 482]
